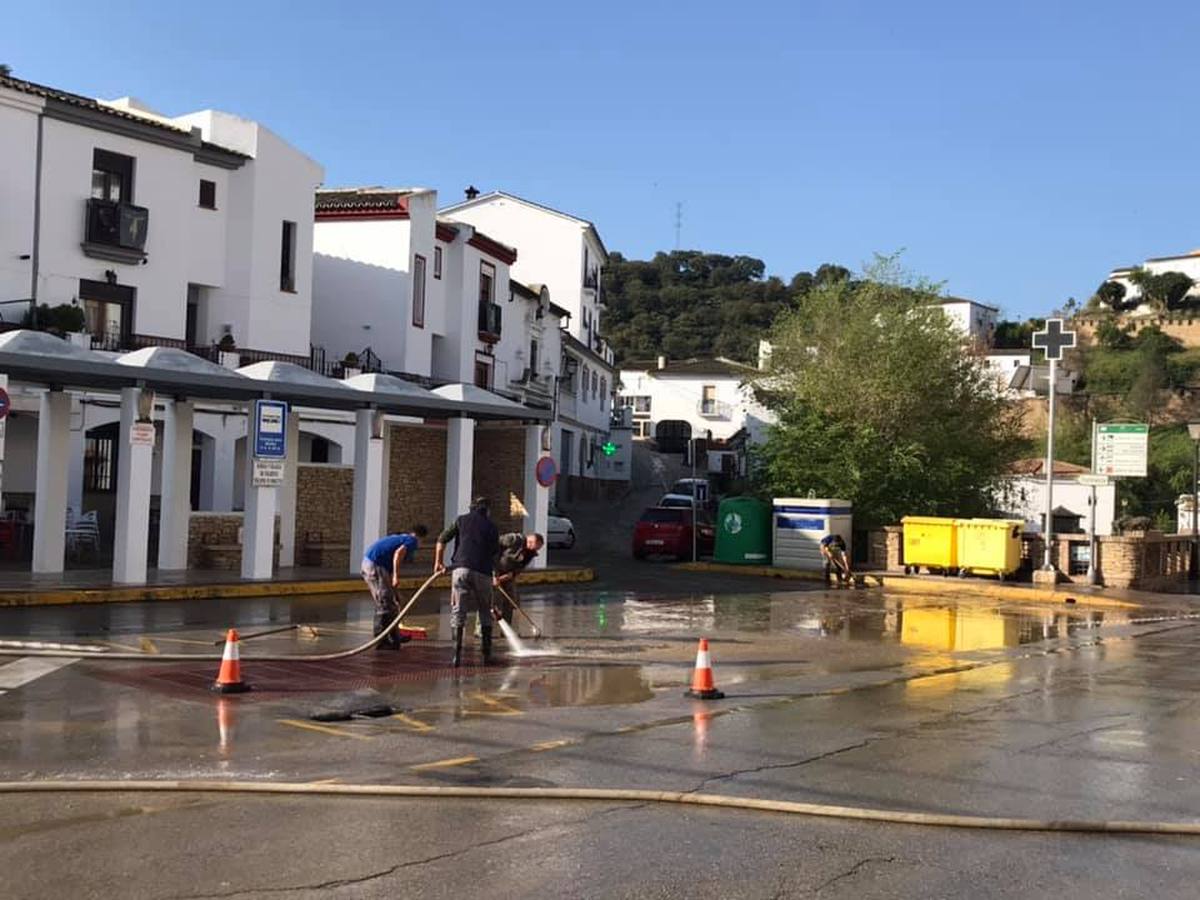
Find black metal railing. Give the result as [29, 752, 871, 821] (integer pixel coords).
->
[85, 198, 149, 251]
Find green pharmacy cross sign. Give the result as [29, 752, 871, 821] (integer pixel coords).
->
[601, 441, 619, 457]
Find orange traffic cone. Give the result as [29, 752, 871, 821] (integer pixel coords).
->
[685, 638, 725, 700]
[212, 629, 251, 694]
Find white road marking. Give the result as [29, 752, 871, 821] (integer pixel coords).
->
[0, 657, 78, 690]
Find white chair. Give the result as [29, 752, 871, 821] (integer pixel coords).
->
[66, 510, 101, 558]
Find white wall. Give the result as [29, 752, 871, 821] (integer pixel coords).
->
[0, 89, 41, 319]
[617, 369, 772, 443]
[1000, 476, 1117, 536]
[313, 218, 411, 372]
[939, 301, 998, 343]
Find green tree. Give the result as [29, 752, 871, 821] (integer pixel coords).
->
[754, 257, 1024, 528]
[0, 65, 11, 78]
[1127, 268, 1195, 312]
[1094, 279, 1128, 312]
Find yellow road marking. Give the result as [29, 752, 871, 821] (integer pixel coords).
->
[391, 712, 435, 733]
[277, 719, 373, 741]
[100, 640, 153, 653]
[469, 693, 523, 716]
[141, 635, 215, 647]
[308, 777, 342, 784]
[409, 755, 479, 771]
[529, 739, 575, 752]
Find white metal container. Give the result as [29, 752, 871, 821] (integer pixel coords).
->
[772, 498, 853, 570]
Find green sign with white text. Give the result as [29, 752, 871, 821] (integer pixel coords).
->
[1094, 423, 1148, 478]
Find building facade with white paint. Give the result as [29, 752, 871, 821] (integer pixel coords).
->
[936, 297, 999, 346]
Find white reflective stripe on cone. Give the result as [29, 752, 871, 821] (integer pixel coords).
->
[695, 650, 711, 669]
[224, 641, 239, 662]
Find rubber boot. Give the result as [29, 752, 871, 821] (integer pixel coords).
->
[374, 613, 399, 651]
[451, 626, 464, 668]
[481, 626, 495, 665]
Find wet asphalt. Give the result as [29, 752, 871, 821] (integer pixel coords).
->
[2, 562, 1200, 898]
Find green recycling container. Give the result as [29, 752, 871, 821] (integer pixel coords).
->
[714, 497, 773, 565]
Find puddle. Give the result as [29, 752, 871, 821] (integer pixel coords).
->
[521, 665, 655, 708]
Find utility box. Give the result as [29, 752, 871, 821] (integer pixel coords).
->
[772, 498, 853, 570]
[714, 497, 772, 565]
[901, 516, 959, 573]
[956, 518, 1024, 579]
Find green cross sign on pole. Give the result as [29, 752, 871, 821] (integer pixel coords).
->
[1032, 317, 1077, 573]
[601, 441, 618, 457]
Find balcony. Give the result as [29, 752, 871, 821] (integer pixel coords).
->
[82, 198, 149, 264]
[583, 268, 599, 291]
[697, 398, 733, 420]
[478, 301, 502, 342]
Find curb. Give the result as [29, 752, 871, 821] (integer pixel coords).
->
[673, 561, 1142, 609]
[0, 567, 596, 609]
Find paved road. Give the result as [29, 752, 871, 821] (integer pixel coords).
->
[1, 580, 1199, 898]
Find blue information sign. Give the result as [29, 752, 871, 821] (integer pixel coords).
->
[253, 400, 288, 459]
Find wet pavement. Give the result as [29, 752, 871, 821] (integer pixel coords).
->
[2, 574, 1200, 898]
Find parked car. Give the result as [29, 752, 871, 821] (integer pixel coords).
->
[632, 506, 715, 561]
[670, 477, 710, 500]
[547, 510, 576, 549]
[658, 492, 697, 509]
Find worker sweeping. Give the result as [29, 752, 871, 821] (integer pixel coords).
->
[361, 526, 428, 650]
[433, 498, 500, 667]
[819, 533, 852, 587]
[492, 532, 545, 625]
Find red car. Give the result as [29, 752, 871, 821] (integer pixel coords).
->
[632, 506, 715, 561]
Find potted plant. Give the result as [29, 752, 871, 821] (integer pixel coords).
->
[342, 351, 361, 378]
[217, 333, 239, 369]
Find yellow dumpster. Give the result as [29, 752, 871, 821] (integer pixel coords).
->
[900, 516, 959, 574]
[956, 519, 1024, 580]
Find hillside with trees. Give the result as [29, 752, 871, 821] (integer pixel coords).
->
[601, 251, 852, 363]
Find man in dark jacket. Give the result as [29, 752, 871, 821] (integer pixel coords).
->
[434, 498, 500, 666]
[492, 532, 544, 625]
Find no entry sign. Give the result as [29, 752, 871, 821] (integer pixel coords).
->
[535, 456, 557, 487]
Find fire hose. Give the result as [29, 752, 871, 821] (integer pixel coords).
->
[0, 779, 1198, 835]
[0, 571, 442, 662]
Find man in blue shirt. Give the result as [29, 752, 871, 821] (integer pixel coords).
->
[819, 533, 852, 587]
[361, 525, 428, 650]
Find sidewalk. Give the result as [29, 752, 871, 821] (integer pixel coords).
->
[676, 560, 1196, 610]
[0, 564, 595, 608]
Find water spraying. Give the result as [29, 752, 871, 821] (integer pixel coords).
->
[497, 618, 560, 657]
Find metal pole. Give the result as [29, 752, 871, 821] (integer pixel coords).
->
[1043, 357, 1057, 571]
[1086, 485, 1098, 585]
[691, 437, 698, 562]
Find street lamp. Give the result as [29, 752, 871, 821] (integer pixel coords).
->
[1188, 422, 1200, 579]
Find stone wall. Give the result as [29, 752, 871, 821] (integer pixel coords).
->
[295, 463, 354, 566]
[869, 526, 903, 571]
[472, 425, 525, 534]
[187, 512, 280, 570]
[1076, 314, 1200, 350]
[387, 424, 447, 536]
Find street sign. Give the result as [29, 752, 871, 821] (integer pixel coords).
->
[129, 422, 156, 447]
[535, 456, 557, 487]
[0, 385, 10, 421]
[253, 400, 288, 459]
[1078, 473, 1111, 487]
[251, 458, 285, 487]
[1032, 318, 1076, 361]
[1095, 423, 1148, 478]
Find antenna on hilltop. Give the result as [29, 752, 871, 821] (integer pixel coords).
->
[674, 201, 683, 250]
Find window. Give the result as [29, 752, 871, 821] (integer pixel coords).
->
[412, 254, 427, 328]
[619, 395, 653, 412]
[474, 354, 493, 389]
[591, 370, 599, 399]
[280, 221, 297, 292]
[310, 437, 331, 464]
[80, 278, 134, 351]
[434, 246, 442, 279]
[529, 339, 539, 376]
[198, 179, 216, 209]
[600, 377, 607, 411]
[479, 261, 495, 304]
[701, 385, 720, 415]
[581, 365, 589, 399]
[83, 423, 119, 493]
[91, 149, 134, 202]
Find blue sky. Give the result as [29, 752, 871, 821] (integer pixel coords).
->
[6, 0, 1199, 319]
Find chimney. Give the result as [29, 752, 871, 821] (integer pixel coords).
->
[464, 185, 480, 200]
[657, 355, 667, 370]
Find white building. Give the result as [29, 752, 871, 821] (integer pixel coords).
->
[438, 190, 619, 491]
[1108, 249, 1200, 311]
[936, 297, 999, 346]
[998, 459, 1116, 537]
[617, 356, 773, 473]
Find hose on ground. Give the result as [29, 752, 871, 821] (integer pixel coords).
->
[1, 779, 1198, 835]
[0, 572, 441, 663]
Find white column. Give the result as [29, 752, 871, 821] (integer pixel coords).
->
[349, 409, 386, 574]
[112, 387, 154, 584]
[211, 433, 237, 512]
[241, 405, 276, 581]
[444, 417, 476, 520]
[32, 390, 71, 574]
[377, 422, 393, 535]
[277, 412, 300, 568]
[523, 424, 549, 570]
[157, 400, 193, 571]
[66, 398, 85, 513]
